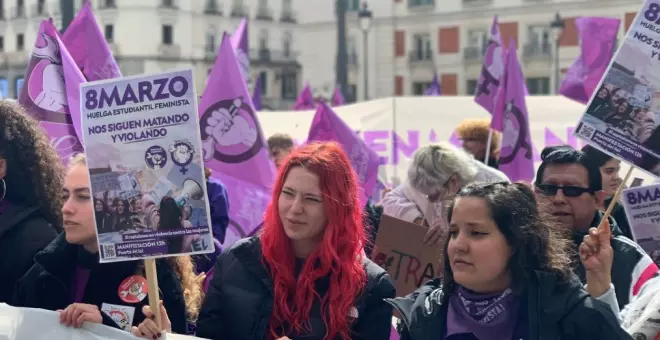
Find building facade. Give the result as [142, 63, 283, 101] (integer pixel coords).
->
[0, 0, 302, 109]
[296, 0, 643, 101]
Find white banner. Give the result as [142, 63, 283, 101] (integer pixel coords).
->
[0, 304, 206, 340]
[258, 96, 657, 186]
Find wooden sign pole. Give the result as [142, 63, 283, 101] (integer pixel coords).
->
[598, 165, 634, 229]
[144, 258, 162, 329]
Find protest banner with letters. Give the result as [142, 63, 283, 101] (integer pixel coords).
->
[80, 69, 214, 263]
[621, 183, 660, 264]
[373, 215, 442, 297]
[0, 303, 208, 340]
[574, 0, 660, 177]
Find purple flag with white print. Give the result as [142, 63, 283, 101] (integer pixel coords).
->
[294, 82, 316, 110]
[307, 102, 380, 205]
[491, 41, 535, 182]
[18, 20, 83, 163]
[559, 17, 620, 104]
[231, 18, 250, 84]
[424, 73, 442, 96]
[199, 33, 275, 247]
[474, 17, 506, 114]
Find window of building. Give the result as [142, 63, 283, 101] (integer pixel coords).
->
[16, 33, 24, 51]
[347, 0, 359, 11]
[412, 34, 432, 60]
[466, 79, 478, 95]
[526, 77, 550, 94]
[413, 82, 432, 95]
[0, 36, 4, 52]
[259, 29, 268, 50]
[281, 73, 297, 99]
[162, 25, 173, 45]
[259, 71, 267, 95]
[104, 25, 114, 43]
[282, 31, 292, 57]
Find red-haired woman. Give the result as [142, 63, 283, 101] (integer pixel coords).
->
[132, 141, 396, 340]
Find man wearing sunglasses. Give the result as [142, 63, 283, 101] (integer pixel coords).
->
[534, 145, 657, 309]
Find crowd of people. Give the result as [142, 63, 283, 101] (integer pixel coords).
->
[2, 99, 660, 339]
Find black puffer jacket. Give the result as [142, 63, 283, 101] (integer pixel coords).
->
[12, 234, 188, 333]
[196, 236, 396, 339]
[0, 203, 58, 303]
[387, 271, 632, 340]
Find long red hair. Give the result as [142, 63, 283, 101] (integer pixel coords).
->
[260, 141, 367, 340]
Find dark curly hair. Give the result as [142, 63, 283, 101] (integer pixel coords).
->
[441, 181, 574, 295]
[0, 101, 64, 231]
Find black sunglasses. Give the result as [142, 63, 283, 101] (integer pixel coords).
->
[536, 184, 596, 198]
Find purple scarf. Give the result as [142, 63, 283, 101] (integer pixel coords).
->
[445, 286, 520, 340]
[70, 266, 90, 303]
[0, 200, 8, 214]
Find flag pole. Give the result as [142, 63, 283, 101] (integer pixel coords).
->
[391, 0, 398, 183]
[484, 129, 493, 166]
[598, 165, 634, 229]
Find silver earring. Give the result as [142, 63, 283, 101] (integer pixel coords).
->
[0, 178, 5, 202]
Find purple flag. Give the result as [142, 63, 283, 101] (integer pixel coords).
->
[424, 73, 442, 96]
[252, 75, 263, 111]
[231, 18, 250, 84]
[62, 0, 121, 82]
[18, 20, 83, 163]
[475, 17, 506, 114]
[199, 33, 275, 247]
[331, 86, 345, 106]
[559, 17, 620, 104]
[307, 102, 380, 205]
[491, 41, 535, 182]
[294, 83, 316, 110]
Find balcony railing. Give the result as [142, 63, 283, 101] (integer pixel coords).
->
[408, 0, 435, 9]
[31, 3, 48, 17]
[256, 8, 273, 20]
[231, 5, 247, 17]
[160, 0, 178, 9]
[11, 6, 26, 19]
[408, 50, 433, 63]
[99, 0, 117, 9]
[462, 0, 493, 6]
[523, 43, 552, 59]
[159, 44, 181, 58]
[204, 1, 222, 15]
[463, 46, 486, 62]
[249, 49, 299, 63]
[280, 11, 296, 23]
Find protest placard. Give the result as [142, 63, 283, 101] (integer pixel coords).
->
[373, 215, 442, 297]
[574, 0, 660, 177]
[621, 183, 660, 264]
[80, 69, 214, 263]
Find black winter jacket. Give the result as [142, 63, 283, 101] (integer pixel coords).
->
[387, 271, 632, 340]
[11, 234, 188, 333]
[0, 203, 58, 303]
[196, 236, 396, 339]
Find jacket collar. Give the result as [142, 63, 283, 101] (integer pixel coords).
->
[387, 272, 588, 340]
[33, 233, 84, 281]
[232, 237, 274, 294]
[571, 211, 622, 245]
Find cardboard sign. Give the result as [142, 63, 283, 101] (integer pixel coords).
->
[373, 214, 443, 297]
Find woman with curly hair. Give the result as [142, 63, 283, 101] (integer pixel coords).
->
[0, 101, 63, 303]
[388, 182, 630, 339]
[12, 154, 204, 335]
[132, 141, 396, 340]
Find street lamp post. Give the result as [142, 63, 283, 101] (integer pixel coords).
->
[550, 12, 565, 94]
[358, 2, 372, 101]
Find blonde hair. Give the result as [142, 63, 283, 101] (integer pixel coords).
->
[69, 153, 204, 321]
[407, 142, 479, 193]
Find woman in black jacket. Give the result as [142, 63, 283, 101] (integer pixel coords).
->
[12, 154, 204, 334]
[0, 101, 62, 303]
[388, 182, 631, 340]
[133, 142, 396, 339]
